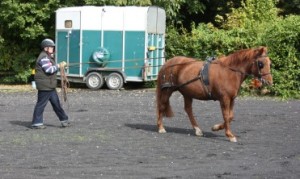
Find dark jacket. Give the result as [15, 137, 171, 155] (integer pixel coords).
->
[34, 51, 58, 90]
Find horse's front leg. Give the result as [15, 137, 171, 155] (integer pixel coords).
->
[184, 96, 203, 136]
[212, 99, 236, 142]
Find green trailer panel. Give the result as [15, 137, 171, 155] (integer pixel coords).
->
[68, 30, 80, 75]
[124, 31, 145, 78]
[103, 31, 123, 69]
[82, 31, 101, 74]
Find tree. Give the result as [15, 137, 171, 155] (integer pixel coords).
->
[85, 0, 206, 27]
[0, 0, 61, 82]
[277, 0, 300, 15]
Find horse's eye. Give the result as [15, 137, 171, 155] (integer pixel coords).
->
[258, 61, 264, 69]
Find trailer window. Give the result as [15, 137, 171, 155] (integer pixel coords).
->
[64, 20, 72, 28]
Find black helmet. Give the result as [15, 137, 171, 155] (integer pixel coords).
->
[41, 38, 55, 48]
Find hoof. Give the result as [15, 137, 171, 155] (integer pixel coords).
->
[158, 128, 166, 134]
[229, 137, 237, 143]
[212, 124, 220, 131]
[195, 127, 203, 136]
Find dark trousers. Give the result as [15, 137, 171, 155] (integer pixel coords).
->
[32, 90, 68, 126]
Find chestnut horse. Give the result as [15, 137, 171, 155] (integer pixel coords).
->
[156, 47, 273, 142]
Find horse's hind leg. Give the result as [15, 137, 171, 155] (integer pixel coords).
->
[157, 89, 174, 134]
[184, 96, 203, 136]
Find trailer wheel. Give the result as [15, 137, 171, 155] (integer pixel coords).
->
[86, 72, 104, 90]
[106, 73, 124, 90]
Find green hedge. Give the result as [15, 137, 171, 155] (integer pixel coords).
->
[264, 15, 300, 98]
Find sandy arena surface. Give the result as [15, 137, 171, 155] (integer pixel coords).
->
[0, 85, 299, 178]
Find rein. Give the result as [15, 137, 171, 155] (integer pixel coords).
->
[59, 66, 69, 103]
[161, 60, 203, 89]
[163, 55, 271, 92]
[175, 75, 202, 90]
[211, 61, 249, 77]
[211, 56, 271, 80]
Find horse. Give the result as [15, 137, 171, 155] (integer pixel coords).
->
[156, 46, 273, 142]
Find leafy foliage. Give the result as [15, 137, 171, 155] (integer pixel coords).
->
[263, 15, 300, 98]
[0, 0, 60, 83]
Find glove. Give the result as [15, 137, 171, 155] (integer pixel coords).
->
[59, 61, 67, 68]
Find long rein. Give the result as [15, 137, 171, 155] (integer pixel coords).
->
[211, 58, 272, 80]
[167, 57, 271, 90]
[59, 65, 70, 103]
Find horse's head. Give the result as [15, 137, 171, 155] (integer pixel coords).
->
[250, 47, 273, 86]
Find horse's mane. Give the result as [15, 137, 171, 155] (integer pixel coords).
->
[218, 48, 258, 66]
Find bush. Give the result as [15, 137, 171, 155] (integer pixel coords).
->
[263, 15, 300, 98]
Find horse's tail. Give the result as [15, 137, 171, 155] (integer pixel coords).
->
[156, 65, 174, 118]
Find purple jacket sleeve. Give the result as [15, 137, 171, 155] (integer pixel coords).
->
[38, 57, 59, 74]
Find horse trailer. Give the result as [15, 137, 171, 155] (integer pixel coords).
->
[55, 6, 166, 90]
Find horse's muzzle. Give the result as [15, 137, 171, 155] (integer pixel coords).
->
[261, 78, 272, 86]
[260, 74, 273, 86]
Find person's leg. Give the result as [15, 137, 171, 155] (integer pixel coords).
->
[32, 91, 51, 127]
[49, 90, 69, 124]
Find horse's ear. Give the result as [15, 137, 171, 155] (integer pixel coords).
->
[257, 46, 268, 56]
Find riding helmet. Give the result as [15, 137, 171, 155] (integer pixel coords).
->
[41, 38, 55, 48]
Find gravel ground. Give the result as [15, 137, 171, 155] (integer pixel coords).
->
[0, 85, 299, 179]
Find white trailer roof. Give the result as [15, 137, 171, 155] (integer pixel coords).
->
[56, 6, 165, 33]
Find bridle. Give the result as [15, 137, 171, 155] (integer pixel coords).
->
[253, 55, 272, 84]
[212, 55, 271, 84]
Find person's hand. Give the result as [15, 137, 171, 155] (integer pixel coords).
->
[59, 61, 67, 68]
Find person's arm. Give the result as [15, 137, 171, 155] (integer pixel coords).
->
[38, 57, 59, 74]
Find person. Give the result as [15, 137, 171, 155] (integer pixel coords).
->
[31, 38, 70, 129]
